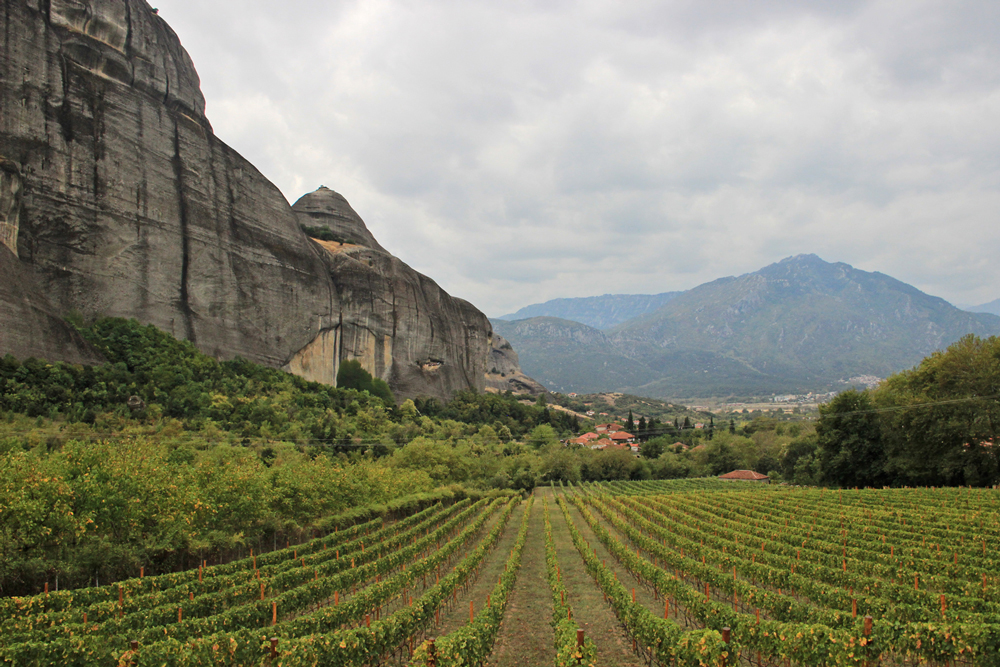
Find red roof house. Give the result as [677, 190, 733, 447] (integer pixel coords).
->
[718, 470, 769, 482]
[595, 423, 623, 433]
[610, 431, 635, 444]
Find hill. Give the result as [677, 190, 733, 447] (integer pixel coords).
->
[497, 292, 681, 329]
[967, 297, 1000, 317]
[490, 317, 659, 393]
[498, 255, 1000, 398]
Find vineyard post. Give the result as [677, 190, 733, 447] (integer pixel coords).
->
[577, 629, 585, 665]
[270, 637, 278, 659]
[130, 640, 138, 666]
[428, 639, 437, 667]
[863, 615, 873, 667]
[272, 601, 277, 625]
[722, 627, 731, 666]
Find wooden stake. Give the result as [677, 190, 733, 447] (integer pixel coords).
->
[272, 601, 277, 626]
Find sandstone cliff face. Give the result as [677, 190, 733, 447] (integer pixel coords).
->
[0, 0, 523, 400]
[3, 0, 333, 368]
[0, 246, 104, 365]
[292, 187, 387, 253]
[483, 333, 547, 395]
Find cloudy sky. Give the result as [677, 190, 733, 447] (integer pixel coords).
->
[156, 0, 1000, 316]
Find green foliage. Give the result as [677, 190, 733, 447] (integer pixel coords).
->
[640, 436, 666, 459]
[336, 359, 394, 405]
[816, 389, 887, 488]
[873, 334, 1000, 486]
[527, 424, 559, 450]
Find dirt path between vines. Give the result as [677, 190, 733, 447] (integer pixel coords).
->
[542, 487, 646, 667]
[488, 490, 554, 666]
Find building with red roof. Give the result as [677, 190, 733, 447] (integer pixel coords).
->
[718, 470, 769, 482]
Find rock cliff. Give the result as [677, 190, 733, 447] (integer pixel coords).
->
[0, 0, 536, 401]
[483, 333, 546, 395]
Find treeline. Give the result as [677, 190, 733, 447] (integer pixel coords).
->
[811, 334, 1000, 488]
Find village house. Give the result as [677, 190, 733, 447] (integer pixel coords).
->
[609, 431, 635, 445]
[718, 470, 769, 483]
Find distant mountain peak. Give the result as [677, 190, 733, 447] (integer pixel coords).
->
[498, 256, 1000, 398]
[498, 291, 682, 330]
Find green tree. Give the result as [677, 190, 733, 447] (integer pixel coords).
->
[874, 335, 1000, 486]
[781, 434, 818, 482]
[704, 441, 739, 475]
[640, 437, 666, 459]
[526, 424, 559, 450]
[625, 410, 635, 432]
[336, 360, 394, 405]
[816, 390, 887, 488]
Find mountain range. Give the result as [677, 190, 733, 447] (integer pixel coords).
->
[494, 255, 1000, 398]
[966, 298, 1000, 317]
[498, 292, 682, 330]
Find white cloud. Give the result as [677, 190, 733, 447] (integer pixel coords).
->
[156, 0, 1000, 314]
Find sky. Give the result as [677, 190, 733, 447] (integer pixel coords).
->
[155, 0, 1000, 316]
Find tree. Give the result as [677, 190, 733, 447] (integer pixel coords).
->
[637, 416, 647, 432]
[816, 389, 887, 488]
[873, 335, 1000, 486]
[640, 437, 665, 459]
[729, 419, 736, 435]
[781, 435, 818, 482]
[625, 410, 635, 432]
[526, 424, 559, 450]
[336, 359, 394, 405]
[705, 441, 739, 475]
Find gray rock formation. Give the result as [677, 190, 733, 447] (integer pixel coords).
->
[0, 157, 21, 256]
[292, 187, 387, 253]
[284, 191, 493, 399]
[0, 0, 539, 401]
[484, 333, 547, 395]
[0, 246, 104, 365]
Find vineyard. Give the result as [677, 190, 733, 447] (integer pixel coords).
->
[2, 480, 999, 666]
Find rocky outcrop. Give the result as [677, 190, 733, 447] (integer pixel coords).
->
[0, 0, 536, 401]
[0, 246, 104, 365]
[285, 209, 491, 398]
[292, 187, 387, 252]
[0, 157, 21, 256]
[3, 0, 333, 369]
[484, 333, 547, 395]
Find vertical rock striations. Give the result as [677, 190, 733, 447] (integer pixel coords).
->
[286, 188, 490, 398]
[0, 0, 536, 401]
